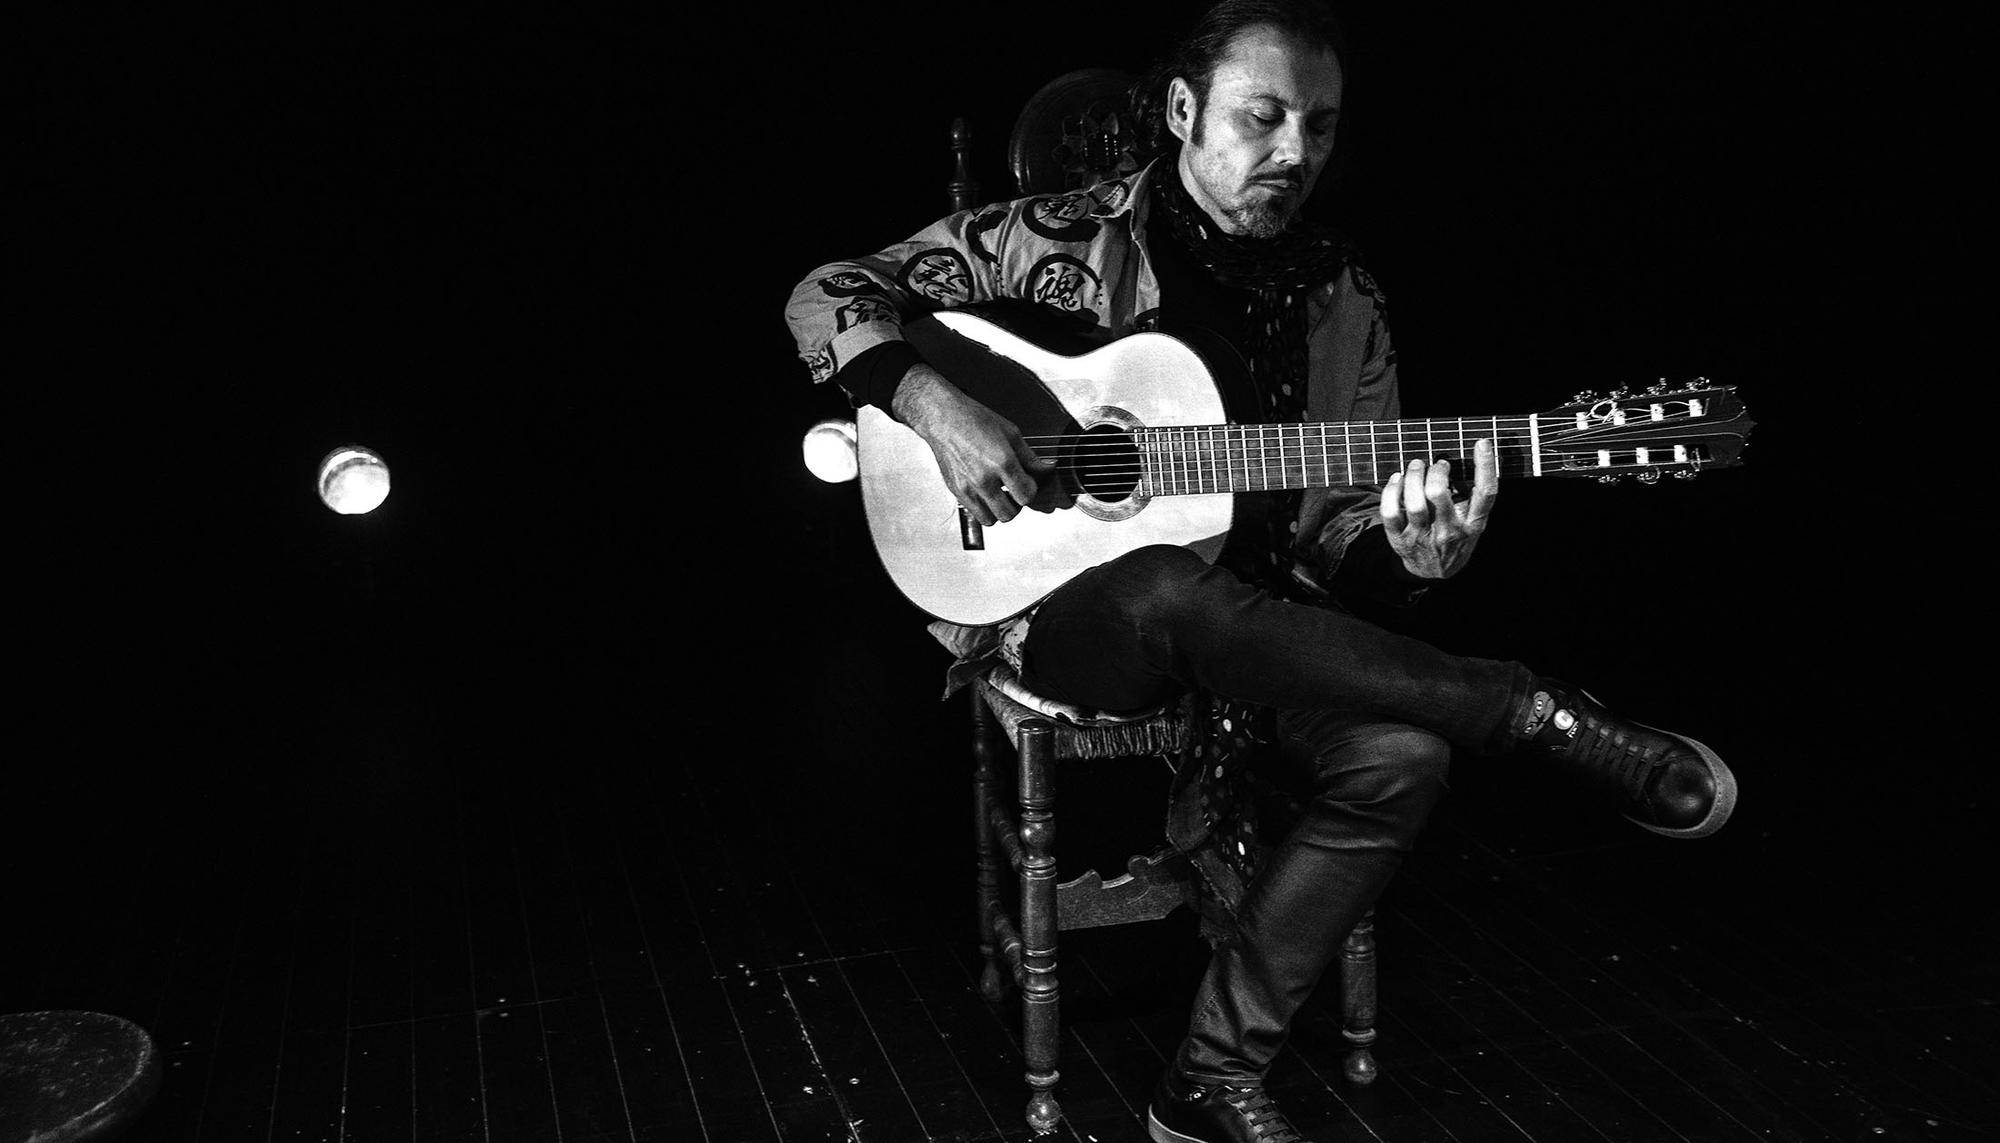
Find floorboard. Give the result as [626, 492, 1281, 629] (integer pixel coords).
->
[12, 737, 1999, 1143]
[10, 648, 1997, 1143]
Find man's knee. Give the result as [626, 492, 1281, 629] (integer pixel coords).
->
[1063, 544, 1216, 626]
[1275, 718, 1450, 852]
[1283, 715, 1453, 808]
[1353, 728, 1453, 806]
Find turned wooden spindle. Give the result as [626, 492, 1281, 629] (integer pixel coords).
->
[949, 116, 981, 212]
[1339, 907, 1380, 1084]
[1016, 717, 1062, 1135]
[971, 688, 1008, 1003]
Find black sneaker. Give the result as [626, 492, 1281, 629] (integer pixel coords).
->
[1516, 682, 1737, 838]
[1147, 1069, 1306, 1143]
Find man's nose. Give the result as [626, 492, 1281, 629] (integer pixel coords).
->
[1272, 118, 1307, 167]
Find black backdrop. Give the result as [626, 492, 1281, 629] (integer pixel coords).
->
[16, 6, 1987, 932]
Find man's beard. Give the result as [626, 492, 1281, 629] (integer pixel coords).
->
[1223, 198, 1294, 238]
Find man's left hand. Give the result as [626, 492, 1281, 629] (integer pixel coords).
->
[1380, 437, 1497, 580]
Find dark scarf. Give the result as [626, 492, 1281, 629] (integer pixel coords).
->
[1151, 166, 1352, 420]
[1151, 168, 1352, 591]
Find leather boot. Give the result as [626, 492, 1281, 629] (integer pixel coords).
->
[1514, 681, 1737, 838]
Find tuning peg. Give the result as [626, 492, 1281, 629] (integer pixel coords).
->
[1687, 376, 1713, 389]
[1646, 380, 1670, 395]
[1609, 386, 1631, 400]
[1597, 474, 1622, 485]
[1571, 389, 1599, 403]
[1673, 470, 1699, 480]
[1636, 469, 1661, 484]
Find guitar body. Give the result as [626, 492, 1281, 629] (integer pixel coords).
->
[854, 306, 1755, 628]
[859, 307, 1238, 627]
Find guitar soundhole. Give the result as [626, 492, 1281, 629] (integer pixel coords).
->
[1072, 424, 1142, 502]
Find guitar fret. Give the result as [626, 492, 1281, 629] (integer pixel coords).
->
[1145, 412, 1587, 495]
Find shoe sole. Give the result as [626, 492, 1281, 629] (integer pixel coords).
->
[1628, 723, 1737, 839]
[1147, 1107, 1206, 1143]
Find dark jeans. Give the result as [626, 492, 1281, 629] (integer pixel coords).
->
[1015, 544, 1539, 1082]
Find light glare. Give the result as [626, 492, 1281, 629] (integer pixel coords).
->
[802, 419, 858, 483]
[318, 445, 391, 514]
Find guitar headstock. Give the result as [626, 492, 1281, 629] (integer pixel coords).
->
[1539, 379, 1754, 482]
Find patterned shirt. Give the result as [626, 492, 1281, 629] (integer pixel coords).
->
[785, 159, 1412, 694]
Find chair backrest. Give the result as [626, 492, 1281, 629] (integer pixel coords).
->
[951, 68, 1149, 211]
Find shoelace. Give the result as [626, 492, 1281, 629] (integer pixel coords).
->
[1564, 709, 1670, 798]
[1219, 1086, 1304, 1143]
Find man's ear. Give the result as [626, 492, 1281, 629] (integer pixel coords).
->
[1165, 76, 1196, 144]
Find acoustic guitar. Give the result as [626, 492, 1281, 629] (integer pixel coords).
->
[859, 307, 1754, 626]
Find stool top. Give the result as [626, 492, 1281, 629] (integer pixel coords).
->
[0, 1011, 161, 1143]
[982, 663, 1173, 727]
[978, 665, 1189, 760]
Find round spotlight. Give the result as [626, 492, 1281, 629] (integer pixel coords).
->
[318, 445, 391, 514]
[801, 418, 858, 484]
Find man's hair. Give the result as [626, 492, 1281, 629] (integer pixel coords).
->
[1129, 0, 1351, 157]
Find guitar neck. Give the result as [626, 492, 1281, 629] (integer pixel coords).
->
[1134, 415, 1541, 495]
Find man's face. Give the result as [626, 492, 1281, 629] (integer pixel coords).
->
[1169, 25, 1343, 238]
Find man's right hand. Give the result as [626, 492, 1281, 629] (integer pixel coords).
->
[891, 362, 1056, 526]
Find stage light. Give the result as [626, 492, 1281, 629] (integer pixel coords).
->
[317, 445, 391, 514]
[802, 418, 858, 483]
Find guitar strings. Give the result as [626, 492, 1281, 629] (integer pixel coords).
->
[1010, 412, 1716, 482]
[996, 438, 1679, 489]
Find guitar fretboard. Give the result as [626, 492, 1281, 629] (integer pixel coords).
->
[1135, 416, 1540, 495]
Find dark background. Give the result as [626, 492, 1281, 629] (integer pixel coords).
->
[15, 2, 1989, 999]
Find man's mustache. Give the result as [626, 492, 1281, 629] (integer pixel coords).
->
[1249, 169, 1306, 190]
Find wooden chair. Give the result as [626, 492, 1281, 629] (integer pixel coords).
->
[969, 666, 1381, 1134]
[950, 67, 1153, 212]
[954, 72, 1382, 1136]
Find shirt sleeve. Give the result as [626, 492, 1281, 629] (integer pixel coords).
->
[783, 203, 1016, 404]
[1294, 269, 1430, 609]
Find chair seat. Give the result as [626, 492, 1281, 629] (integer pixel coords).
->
[976, 664, 1189, 761]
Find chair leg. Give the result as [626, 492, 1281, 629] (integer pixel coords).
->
[971, 690, 1007, 1004]
[1339, 907, 1379, 1084]
[1017, 719, 1062, 1134]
